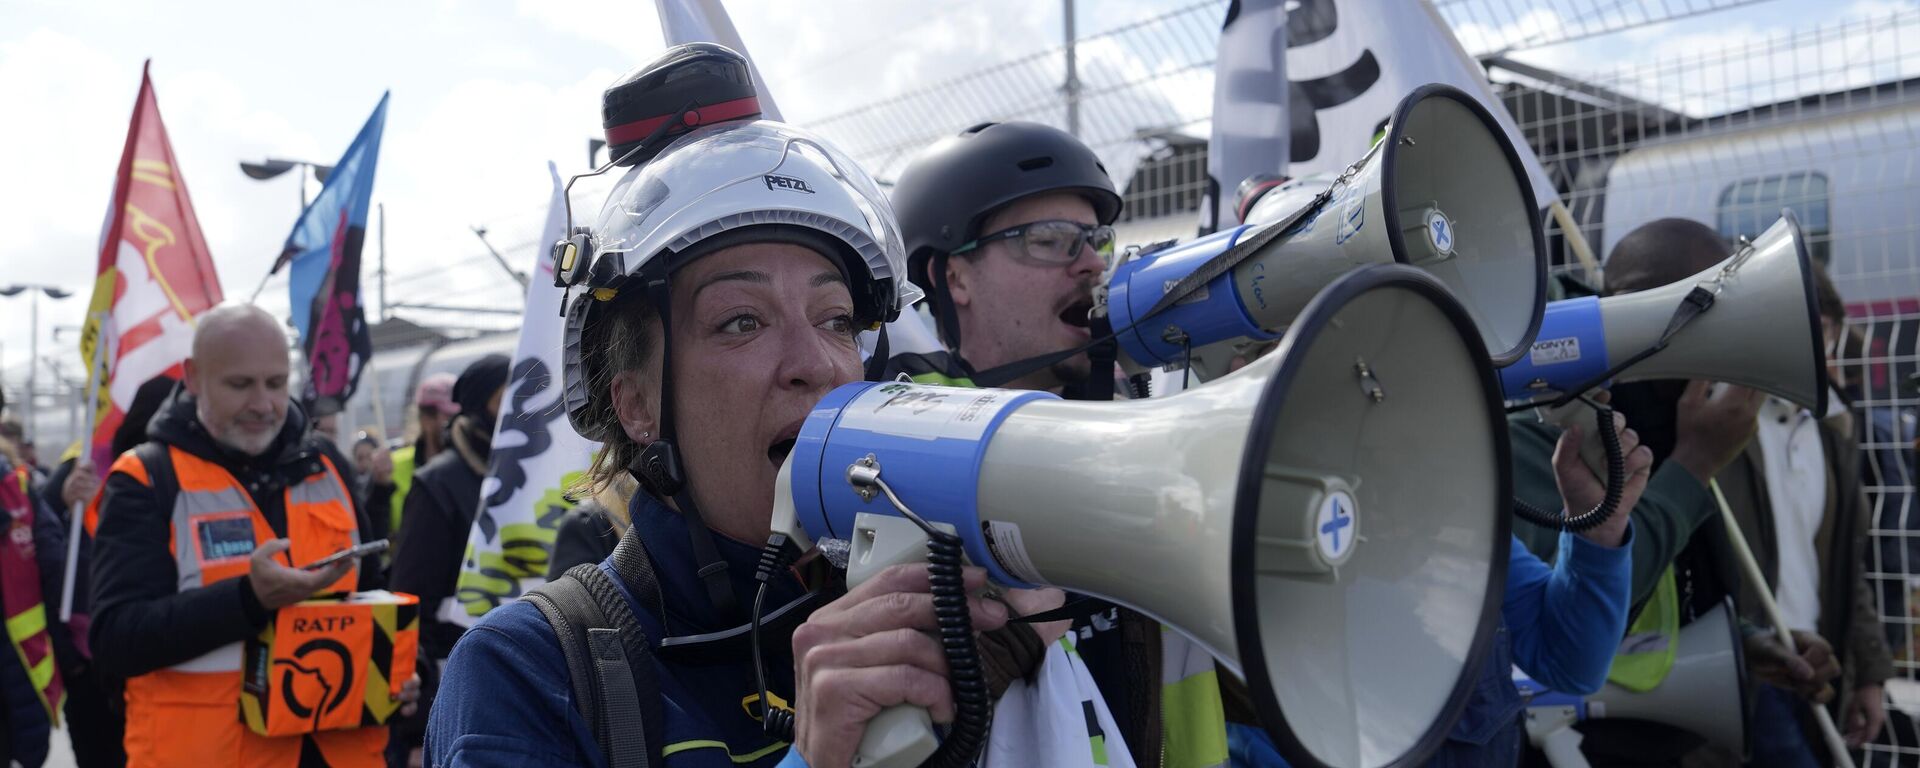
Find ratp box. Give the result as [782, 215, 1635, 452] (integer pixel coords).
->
[241, 590, 419, 736]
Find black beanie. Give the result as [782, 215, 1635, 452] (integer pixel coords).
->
[453, 354, 511, 421]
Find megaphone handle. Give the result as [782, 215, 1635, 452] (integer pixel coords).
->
[854, 706, 941, 768]
[1539, 726, 1591, 768]
[1709, 480, 1857, 768]
[1515, 402, 1626, 533]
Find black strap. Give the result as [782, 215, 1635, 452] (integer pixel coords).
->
[864, 324, 892, 382]
[590, 628, 651, 768]
[969, 193, 1329, 389]
[526, 578, 615, 760]
[132, 442, 178, 513]
[1011, 595, 1116, 625]
[1544, 284, 1720, 410]
[1138, 187, 1329, 321]
[608, 527, 665, 619]
[642, 276, 741, 621]
[527, 544, 666, 768]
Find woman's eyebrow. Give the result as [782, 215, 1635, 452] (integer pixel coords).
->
[810, 270, 846, 288]
[692, 269, 771, 301]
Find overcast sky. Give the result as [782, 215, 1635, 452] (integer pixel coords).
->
[1, 0, 1910, 401]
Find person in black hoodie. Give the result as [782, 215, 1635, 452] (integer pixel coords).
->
[27, 372, 177, 768]
[386, 353, 507, 766]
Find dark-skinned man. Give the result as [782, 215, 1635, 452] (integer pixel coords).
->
[1514, 218, 1890, 765]
[89, 304, 418, 768]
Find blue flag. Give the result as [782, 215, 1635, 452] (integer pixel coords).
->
[282, 92, 387, 412]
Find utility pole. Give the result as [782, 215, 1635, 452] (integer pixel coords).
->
[1063, 0, 1081, 138]
[378, 203, 389, 321]
[1, 283, 74, 443]
[471, 227, 531, 290]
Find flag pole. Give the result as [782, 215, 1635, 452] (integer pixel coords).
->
[60, 313, 107, 622]
[247, 265, 275, 303]
[1710, 479, 1856, 768]
[1549, 200, 1602, 281]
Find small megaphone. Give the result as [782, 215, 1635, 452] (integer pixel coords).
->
[774, 265, 1514, 768]
[1500, 212, 1829, 415]
[1101, 83, 1547, 380]
[1521, 599, 1749, 767]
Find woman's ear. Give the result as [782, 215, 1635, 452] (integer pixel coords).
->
[946, 254, 976, 309]
[609, 369, 659, 445]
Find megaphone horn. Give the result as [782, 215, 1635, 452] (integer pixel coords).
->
[1102, 83, 1547, 379]
[1524, 599, 1750, 767]
[1500, 211, 1829, 415]
[776, 265, 1513, 768]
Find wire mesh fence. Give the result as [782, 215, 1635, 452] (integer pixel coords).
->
[1494, 6, 1920, 758]
[803, 0, 1920, 758]
[425, 2, 1920, 754]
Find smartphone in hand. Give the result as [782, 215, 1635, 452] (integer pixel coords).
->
[302, 539, 390, 571]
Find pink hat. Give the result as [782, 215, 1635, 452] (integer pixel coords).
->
[416, 372, 461, 415]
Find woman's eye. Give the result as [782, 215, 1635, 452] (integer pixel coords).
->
[720, 315, 763, 334]
[824, 314, 856, 335]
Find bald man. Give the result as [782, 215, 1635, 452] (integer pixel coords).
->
[89, 304, 414, 768]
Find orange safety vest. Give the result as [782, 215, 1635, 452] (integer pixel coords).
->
[108, 446, 384, 768]
[1, 465, 63, 725]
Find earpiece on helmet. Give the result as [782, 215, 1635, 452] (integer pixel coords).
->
[553, 227, 596, 288]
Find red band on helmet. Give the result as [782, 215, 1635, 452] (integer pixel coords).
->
[604, 96, 762, 146]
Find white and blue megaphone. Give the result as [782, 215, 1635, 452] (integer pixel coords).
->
[1520, 599, 1749, 767]
[774, 266, 1515, 768]
[1102, 83, 1547, 381]
[1498, 212, 1829, 414]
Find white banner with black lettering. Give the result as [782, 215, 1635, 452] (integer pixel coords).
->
[1283, 0, 1556, 204]
[447, 162, 599, 627]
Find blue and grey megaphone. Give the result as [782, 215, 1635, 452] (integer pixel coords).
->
[1520, 599, 1749, 767]
[1101, 83, 1546, 380]
[772, 266, 1514, 768]
[1498, 212, 1828, 415]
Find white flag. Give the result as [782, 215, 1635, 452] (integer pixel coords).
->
[448, 162, 599, 627]
[656, 0, 783, 121]
[1203, 0, 1290, 234]
[1284, 0, 1556, 204]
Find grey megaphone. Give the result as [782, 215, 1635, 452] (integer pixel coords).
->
[1500, 212, 1829, 415]
[773, 265, 1514, 768]
[1523, 599, 1749, 767]
[1103, 83, 1546, 381]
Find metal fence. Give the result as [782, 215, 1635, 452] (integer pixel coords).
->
[408, 1, 1920, 753]
[800, 0, 1920, 759]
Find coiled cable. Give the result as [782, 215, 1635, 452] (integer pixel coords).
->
[919, 526, 991, 768]
[1513, 400, 1626, 533]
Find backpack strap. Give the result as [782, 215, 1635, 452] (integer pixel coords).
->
[132, 443, 177, 508]
[526, 534, 665, 768]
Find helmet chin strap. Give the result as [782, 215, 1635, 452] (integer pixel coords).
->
[629, 274, 742, 621]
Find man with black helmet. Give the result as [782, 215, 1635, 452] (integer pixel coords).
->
[885, 122, 1121, 393]
[886, 123, 1234, 768]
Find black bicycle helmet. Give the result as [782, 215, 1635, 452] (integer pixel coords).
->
[890, 121, 1122, 346]
[601, 42, 762, 167]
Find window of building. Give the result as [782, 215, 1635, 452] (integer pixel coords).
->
[1716, 171, 1831, 263]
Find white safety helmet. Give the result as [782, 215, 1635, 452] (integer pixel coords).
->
[556, 120, 916, 441]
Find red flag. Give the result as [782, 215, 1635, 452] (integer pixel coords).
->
[79, 62, 223, 471]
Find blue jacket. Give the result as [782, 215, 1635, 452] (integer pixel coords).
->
[1229, 530, 1631, 767]
[426, 493, 808, 767]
